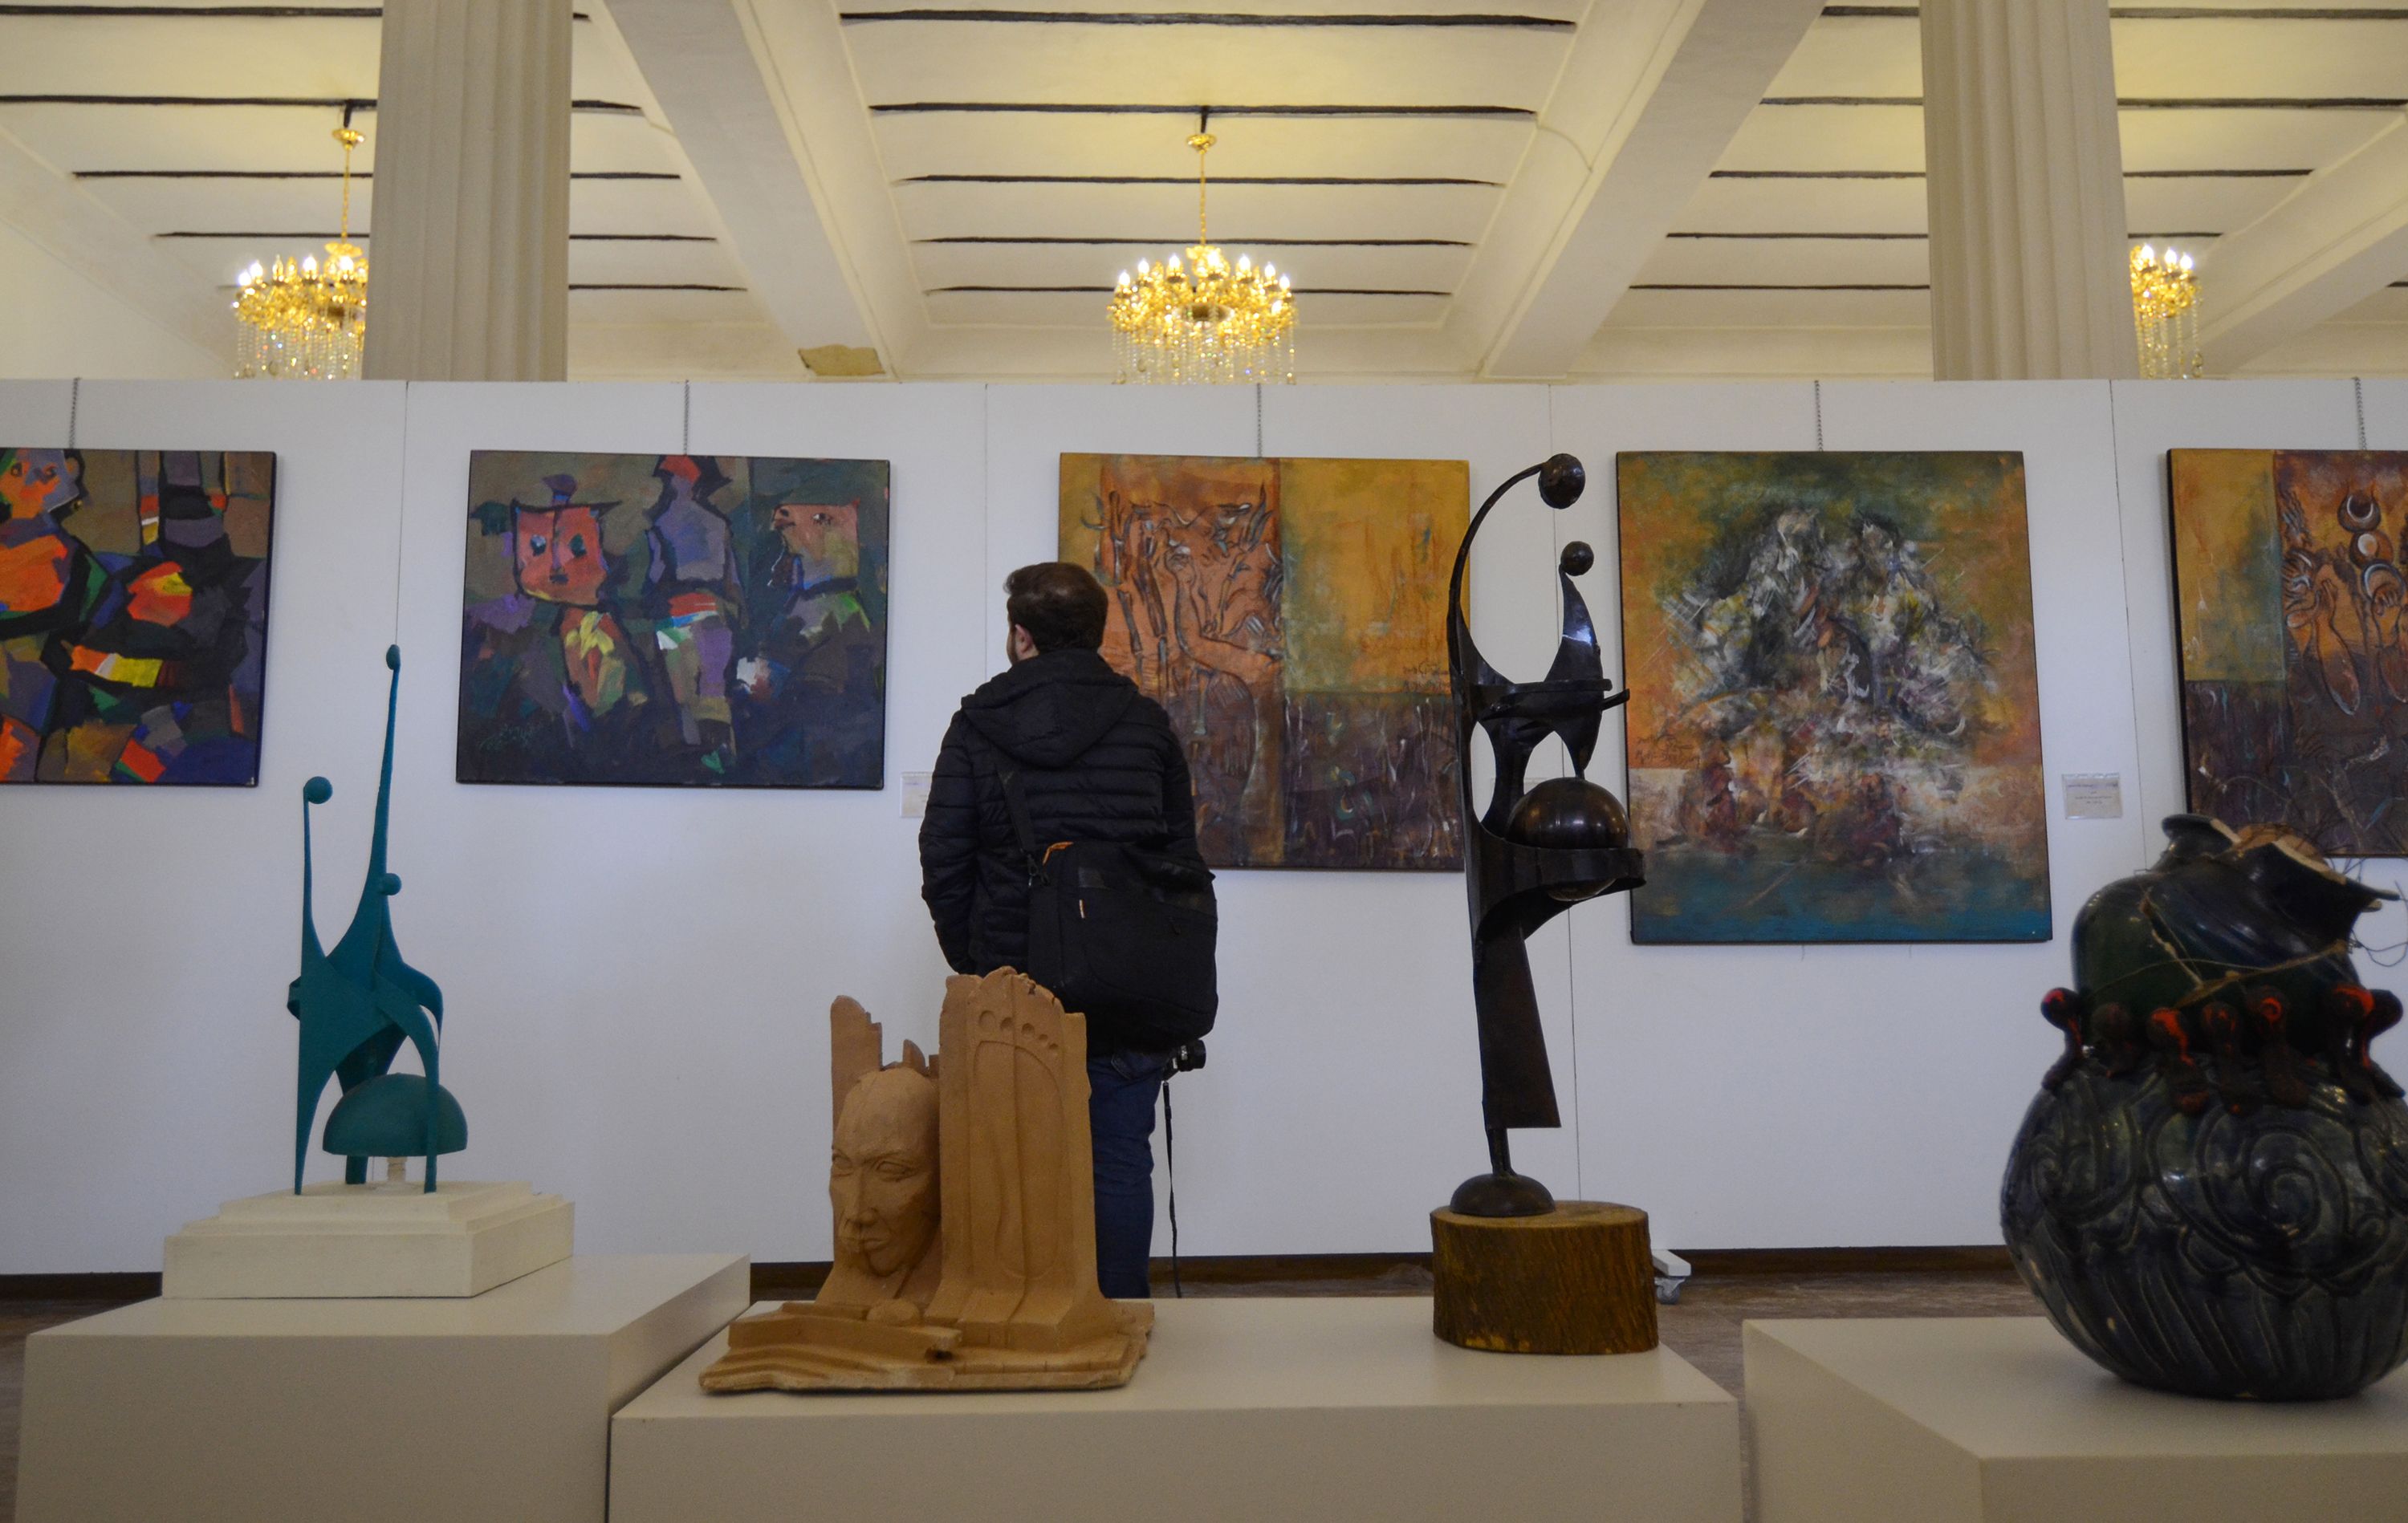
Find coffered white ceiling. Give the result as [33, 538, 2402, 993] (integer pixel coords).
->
[1, 0, 2403, 380]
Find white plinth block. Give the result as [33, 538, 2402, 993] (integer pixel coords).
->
[164, 1180, 574, 1298]
[610, 1297, 1742, 1523]
[18, 1253, 750, 1523]
[1747, 1318, 2408, 1523]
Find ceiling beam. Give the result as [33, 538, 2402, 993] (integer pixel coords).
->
[1453, 0, 1825, 380]
[600, 0, 894, 371]
[0, 122, 226, 362]
[2198, 113, 2408, 372]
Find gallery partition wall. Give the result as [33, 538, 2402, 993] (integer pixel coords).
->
[2, 376, 2402, 1275]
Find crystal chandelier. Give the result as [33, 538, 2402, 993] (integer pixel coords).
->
[234, 121, 368, 380]
[1108, 116, 1296, 384]
[2130, 243, 2203, 380]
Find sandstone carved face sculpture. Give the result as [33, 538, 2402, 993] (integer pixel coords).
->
[829, 1065, 939, 1283]
[701, 975, 1152, 1393]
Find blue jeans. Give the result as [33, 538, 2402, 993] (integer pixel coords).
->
[1088, 1052, 1168, 1298]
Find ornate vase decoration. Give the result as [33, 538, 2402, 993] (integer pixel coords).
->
[2002, 814, 2408, 1399]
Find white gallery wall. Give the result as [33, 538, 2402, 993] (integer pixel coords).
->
[2, 376, 2404, 1274]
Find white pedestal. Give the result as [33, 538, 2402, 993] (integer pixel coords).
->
[610, 1297, 1741, 1523]
[18, 1253, 750, 1523]
[1746, 1318, 2408, 1523]
[164, 1180, 574, 1298]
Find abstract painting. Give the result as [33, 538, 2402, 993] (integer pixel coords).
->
[459, 451, 888, 788]
[1060, 453, 1466, 871]
[1617, 452, 2050, 943]
[0, 447, 275, 785]
[2172, 449, 2408, 855]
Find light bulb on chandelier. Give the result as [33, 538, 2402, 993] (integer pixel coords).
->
[1107, 112, 1297, 384]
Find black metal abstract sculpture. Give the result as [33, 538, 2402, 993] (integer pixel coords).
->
[2003, 815, 2408, 1399]
[1446, 454, 1645, 1217]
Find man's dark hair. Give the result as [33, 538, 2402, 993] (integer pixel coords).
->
[1005, 562, 1109, 653]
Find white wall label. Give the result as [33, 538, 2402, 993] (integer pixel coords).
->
[2063, 773, 2123, 820]
[901, 771, 933, 818]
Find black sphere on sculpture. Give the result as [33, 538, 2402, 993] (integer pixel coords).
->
[1536, 453, 1585, 509]
[1505, 778, 1629, 901]
[1559, 541, 1595, 577]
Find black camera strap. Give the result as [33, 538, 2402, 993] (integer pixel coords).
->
[998, 767, 1045, 879]
[1163, 1074, 1182, 1298]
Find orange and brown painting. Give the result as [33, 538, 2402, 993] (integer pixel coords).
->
[1617, 452, 2049, 943]
[2172, 449, 2408, 855]
[1060, 453, 1466, 871]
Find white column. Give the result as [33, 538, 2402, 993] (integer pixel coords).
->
[1920, 0, 2138, 380]
[363, 0, 572, 381]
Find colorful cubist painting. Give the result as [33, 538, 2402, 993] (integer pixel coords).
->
[1617, 452, 2051, 944]
[2171, 449, 2408, 856]
[458, 452, 889, 789]
[1060, 453, 1467, 871]
[0, 448, 275, 786]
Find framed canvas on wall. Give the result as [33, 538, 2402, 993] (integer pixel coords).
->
[2170, 448, 2408, 856]
[1060, 452, 1468, 871]
[458, 450, 890, 789]
[1616, 450, 2051, 944]
[1, 447, 276, 786]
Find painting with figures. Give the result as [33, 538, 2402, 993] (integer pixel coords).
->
[458, 451, 889, 788]
[1060, 453, 1466, 871]
[2, 447, 275, 786]
[1617, 451, 2050, 944]
[2172, 449, 2408, 855]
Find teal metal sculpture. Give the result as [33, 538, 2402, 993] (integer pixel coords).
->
[289, 646, 462, 1193]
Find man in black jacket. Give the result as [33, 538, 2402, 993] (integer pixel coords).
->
[918, 561, 1202, 1298]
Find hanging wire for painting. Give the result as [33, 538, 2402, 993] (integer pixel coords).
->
[67, 376, 79, 449]
[2358, 377, 2370, 451]
[683, 380, 693, 456]
[1163, 1078, 1185, 1298]
[1254, 382, 1264, 459]
[1813, 379, 1825, 450]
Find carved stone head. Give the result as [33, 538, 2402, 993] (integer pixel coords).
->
[829, 1065, 939, 1281]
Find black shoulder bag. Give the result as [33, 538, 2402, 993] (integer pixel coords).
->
[1000, 768, 1218, 1053]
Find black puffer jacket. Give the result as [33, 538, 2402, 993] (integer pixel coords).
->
[918, 648, 1200, 1046]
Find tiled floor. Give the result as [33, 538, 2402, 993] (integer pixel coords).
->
[2, 1268, 2039, 1522]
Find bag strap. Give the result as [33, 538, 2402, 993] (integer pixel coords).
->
[998, 766, 1044, 876]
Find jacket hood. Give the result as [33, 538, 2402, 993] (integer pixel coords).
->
[960, 648, 1140, 768]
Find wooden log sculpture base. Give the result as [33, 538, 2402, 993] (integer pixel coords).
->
[1430, 1201, 1658, 1355]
